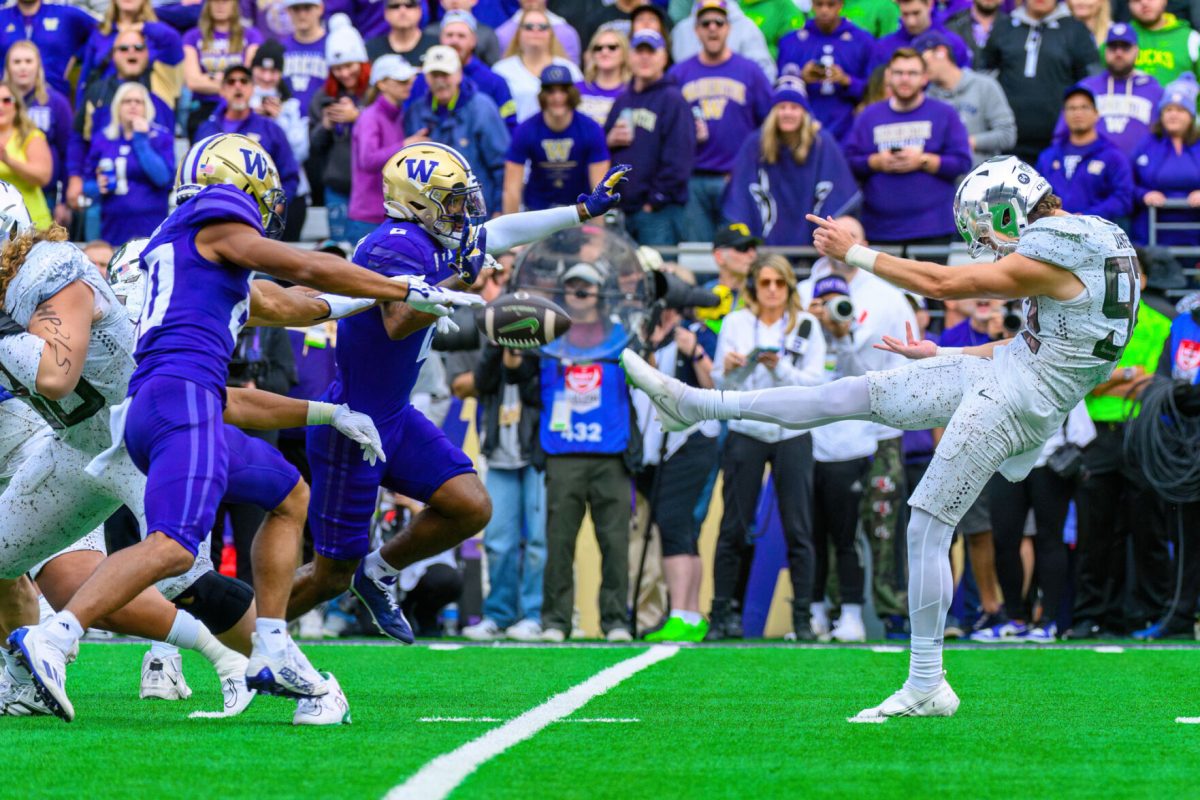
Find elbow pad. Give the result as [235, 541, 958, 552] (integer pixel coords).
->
[0, 331, 46, 394]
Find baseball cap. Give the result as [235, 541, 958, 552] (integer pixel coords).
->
[813, 275, 851, 298]
[440, 9, 476, 32]
[284, 0, 320, 7]
[223, 64, 252, 83]
[1063, 84, 1097, 107]
[1106, 22, 1138, 46]
[562, 262, 606, 285]
[630, 29, 666, 51]
[694, 0, 729, 15]
[372, 54, 417, 85]
[913, 30, 956, 64]
[540, 64, 574, 87]
[251, 39, 285, 70]
[713, 222, 762, 250]
[422, 44, 461, 75]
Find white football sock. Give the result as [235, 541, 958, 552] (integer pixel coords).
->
[191, 623, 246, 680]
[36, 593, 55, 622]
[670, 610, 702, 626]
[254, 617, 289, 656]
[150, 641, 179, 660]
[737, 376, 873, 430]
[164, 609, 201, 650]
[2, 648, 30, 684]
[44, 611, 84, 654]
[364, 549, 401, 581]
[905, 507, 956, 693]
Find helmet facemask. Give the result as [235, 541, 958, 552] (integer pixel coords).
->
[424, 178, 486, 247]
[262, 186, 288, 240]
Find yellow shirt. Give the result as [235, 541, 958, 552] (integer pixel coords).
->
[0, 129, 51, 229]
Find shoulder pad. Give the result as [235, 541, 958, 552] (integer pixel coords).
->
[4, 241, 99, 327]
[182, 185, 265, 234]
[1016, 216, 1102, 271]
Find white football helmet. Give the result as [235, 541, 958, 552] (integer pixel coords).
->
[108, 238, 150, 318]
[0, 180, 32, 244]
[953, 156, 1051, 258]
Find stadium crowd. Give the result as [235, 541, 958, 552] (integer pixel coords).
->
[6, 0, 1200, 646]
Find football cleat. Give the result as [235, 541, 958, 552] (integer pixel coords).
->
[645, 617, 692, 643]
[7, 625, 74, 722]
[350, 561, 414, 644]
[851, 676, 960, 721]
[245, 634, 328, 699]
[293, 672, 351, 726]
[0, 673, 51, 716]
[620, 349, 697, 433]
[140, 651, 193, 701]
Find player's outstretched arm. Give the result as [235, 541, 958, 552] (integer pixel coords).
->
[805, 214, 1084, 302]
[246, 279, 375, 327]
[483, 164, 631, 253]
[199, 222, 414, 303]
[225, 387, 385, 464]
[18, 281, 94, 400]
[874, 323, 1005, 360]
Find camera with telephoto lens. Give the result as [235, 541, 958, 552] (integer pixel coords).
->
[824, 293, 855, 324]
[651, 270, 720, 311]
[1003, 306, 1025, 334]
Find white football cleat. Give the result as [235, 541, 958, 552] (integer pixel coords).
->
[140, 651, 193, 700]
[462, 618, 502, 642]
[851, 676, 960, 722]
[0, 673, 51, 716]
[619, 349, 697, 433]
[7, 625, 74, 722]
[506, 619, 543, 642]
[294, 672, 351, 726]
[245, 634, 328, 699]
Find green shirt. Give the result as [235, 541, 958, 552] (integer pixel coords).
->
[842, 0, 901, 39]
[739, 0, 807, 60]
[1128, 15, 1200, 88]
[1085, 303, 1172, 422]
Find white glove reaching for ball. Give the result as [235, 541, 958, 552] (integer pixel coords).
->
[395, 276, 484, 317]
[330, 404, 386, 465]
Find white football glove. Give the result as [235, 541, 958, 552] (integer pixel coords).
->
[435, 315, 460, 335]
[330, 404, 386, 466]
[396, 276, 484, 317]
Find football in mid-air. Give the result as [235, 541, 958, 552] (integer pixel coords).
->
[475, 291, 572, 350]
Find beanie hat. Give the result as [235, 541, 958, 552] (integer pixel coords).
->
[1158, 73, 1198, 119]
[326, 13, 368, 66]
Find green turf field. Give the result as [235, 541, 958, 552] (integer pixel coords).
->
[8, 642, 1200, 799]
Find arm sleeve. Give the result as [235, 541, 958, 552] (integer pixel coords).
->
[131, 131, 173, 188]
[721, 138, 757, 235]
[817, 134, 863, 220]
[1131, 142, 1153, 200]
[483, 205, 582, 253]
[67, 101, 91, 178]
[1071, 27, 1098, 81]
[972, 81, 1018, 154]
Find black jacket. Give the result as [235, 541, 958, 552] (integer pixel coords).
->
[474, 344, 544, 468]
[944, 10, 1009, 71]
[979, 6, 1098, 163]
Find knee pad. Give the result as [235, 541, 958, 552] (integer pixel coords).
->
[172, 571, 254, 635]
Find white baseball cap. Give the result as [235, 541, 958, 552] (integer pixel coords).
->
[422, 45, 461, 76]
[371, 55, 417, 85]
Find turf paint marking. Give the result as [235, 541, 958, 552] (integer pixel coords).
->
[871, 646, 905, 654]
[1093, 646, 1125, 654]
[419, 717, 641, 724]
[428, 644, 463, 651]
[1176, 717, 1200, 724]
[386, 645, 679, 800]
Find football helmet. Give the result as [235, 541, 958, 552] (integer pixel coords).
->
[175, 133, 288, 238]
[953, 156, 1051, 259]
[108, 237, 149, 318]
[0, 180, 32, 243]
[382, 142, 486, 248]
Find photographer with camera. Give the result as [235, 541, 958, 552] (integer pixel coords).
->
[632, 269, 720, 643]
[797, 274, 877, 642]
[710, 254, 825, 641]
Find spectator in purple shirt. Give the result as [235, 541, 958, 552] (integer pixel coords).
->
[83, 81, 175, 246]
[604, 29, 695, 246]
[870, 0, 973, 73]
[0, 0, 96, 99]
[183, 0, 264, 138]
[348, 54, 418, 243]
[577, 28, 630, 127]
[281, 0, 328, 114]
[1052, 24, 1164, 158]
[1036, 86, 1134, 220]
[1131, 73, 1200, 246]
[844, 48, 973, 250]
[669, 0, 772, 242]
[777, 0, 875, 140]
[503, 64, 609, 213]
[4, 40, 70, 226]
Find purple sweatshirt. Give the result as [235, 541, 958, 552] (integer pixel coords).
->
[777, 19, 875, 140]
[603, 76, 696, 211]
[1035, 136, 1133, 220]
[350, 94, 405, 223]
[1131, 135, 1200, 246]
[1053, 72, 1164, 158]
[844, 96, 973, 242]
[282, 34, 328, 117]
[668, 52, 773, 175]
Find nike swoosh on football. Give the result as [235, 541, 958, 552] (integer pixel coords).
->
[499, 317, 540, 335]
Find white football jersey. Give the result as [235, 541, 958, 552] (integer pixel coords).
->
[3, 241, 136, 454]
[993, 214, 1140, 436]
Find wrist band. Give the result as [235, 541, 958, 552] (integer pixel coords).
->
[317, 294, 376, 320]
[844, 244, 879, 273]
[936, 346, 964, 356]
[307, 401, 335, 426]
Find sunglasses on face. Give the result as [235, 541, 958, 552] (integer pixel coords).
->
[733, 243, 757, 253]
[386, 1, 417, 8]
[225, 76, 251, 85]
[698, 17, 727, 28]
[592, 43, 620, 52]
[756, 277, 786, 289]
[117, 43, 147, 53]
[522, 22, 550, 31]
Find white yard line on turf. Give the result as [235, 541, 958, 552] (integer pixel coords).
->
[386, 645, 679, 800]
[1176, 717, 1200, 724]
[419, 717, 641, 724]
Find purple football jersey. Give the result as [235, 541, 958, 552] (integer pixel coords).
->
[130, 184, 265, 400]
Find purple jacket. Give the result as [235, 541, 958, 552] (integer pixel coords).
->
[777, 19, 875, 140]
[604, 76, 696, 211]
[844, 96, 973, 241]
[1036, 135, 1133, 220]
[1053, 72, 1164, 158]
[869, 23, 972, 72]
[350, 95, 406, 223]
[1131, 134, 1200, 246]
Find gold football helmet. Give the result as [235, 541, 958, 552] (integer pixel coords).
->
[175, 133, 288, 238]
[382, 142, 486, 247]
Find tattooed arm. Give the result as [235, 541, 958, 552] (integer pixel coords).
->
[25, 280, 94, 400]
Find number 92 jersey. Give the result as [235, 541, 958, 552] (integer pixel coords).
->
[994, 214, 1140, 428]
